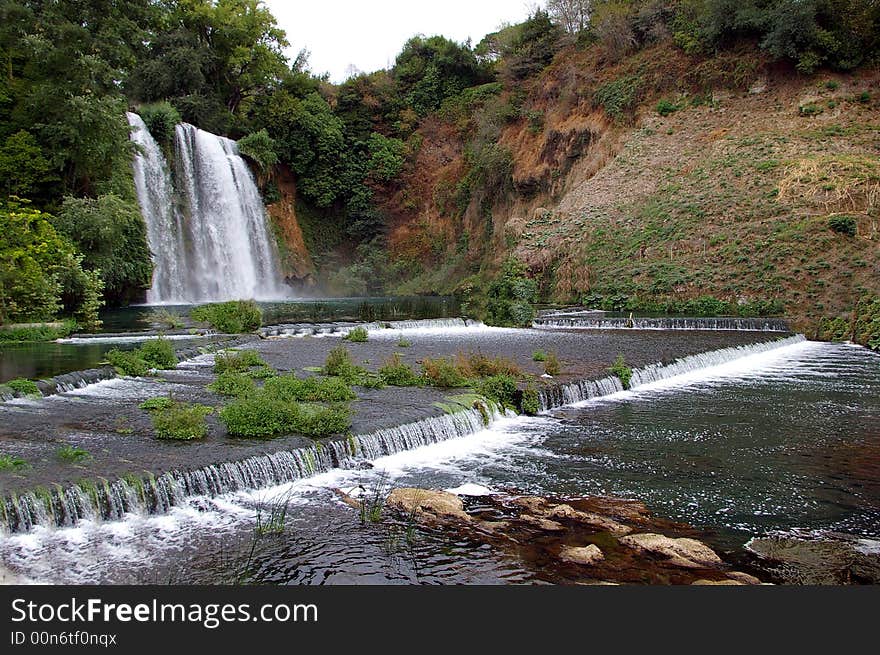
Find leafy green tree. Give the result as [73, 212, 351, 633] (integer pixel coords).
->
[53, 195, 152, 306]
[237, 128, 278, 172]
[0, 198, 103, 326]
[0, 130, 54, 197]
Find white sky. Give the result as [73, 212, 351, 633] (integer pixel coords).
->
[264, 1, 536, 83]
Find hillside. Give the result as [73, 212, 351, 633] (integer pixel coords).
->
[371, 43, 879, 334]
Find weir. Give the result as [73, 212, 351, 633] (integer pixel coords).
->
[0, 335, 805, 534]
[259, 317, 483, 338]
[533, 316, 791, 332]
[128, 113, 285, 304]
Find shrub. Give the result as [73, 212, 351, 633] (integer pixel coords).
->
[6, 378, 39, 396]
[0, 320, 76, 343]
[147, 309, 184, 329]
[798, 103, 823, 117]
[594, 75, 642, 121]
[455, 351, 521, 378]
[323, 346, 357, 378]
[0, 453, 28, 471]
[247, 365, 277, 379]
[138, 102, 181, 145]
[344, 326, 369, 342]
[609, 354, 633, 390]
[544, 351, 561, 377]
[520, 383, 540, 416]
[379, 353, 423, 387]
[291, 403, 351, 438]
[237, 129, 279, 172]
[106, 349, 150, 377]
[475, 374, 518, 409]
[139, 396, 174, 411]
[191, 300, 262, 333]
[532, 350, 548, 362]
[655, 99, 679, 116]
[151, 401, 213, 441]
[213, 350, 267, 374]
[854, 294, 880, 351]
[57, 444, 91, 463]
[484, 259, 538, 327]
[422, 357, 469, 388]
[139, 337, 178, 370]
[208, 371, 256, 398]
[397, 336, 412, 348]
[828, 215, 857, 237]
[264, 375, 356, 402]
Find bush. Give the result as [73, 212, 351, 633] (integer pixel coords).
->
[213, 350, 267, 374]
[106, 349, 150, 377]
[138, 102, 181, 145]
[520, 383, 540, 416]
[139, 338, 178, 370]
[854, 294, 880, 351]
[6, 378, 39, 396]
[609, 354, 633, 390]
[397, 336, 412, 348]
[484, 259, 537, 327]
[344, 326, 369, 342]
[237, 129, 279, 172]
[656, 98, 679, 116]
[191, 300, 262, 334]
[147, 309, 184, 329]
[208, 371, 256, 398]
[263, 375, 356, 402]
[151, 401, 213, 440]
[455, 351, 521, 378]
[422, 357, 469, 388]
[828, 215, 857, 237]
[532, 350, 548, 362]
[594, 75, 642, 121]
[0, 321, 76, 343]
[321, 346, 382, 387]
[544, 351, 561, 377]
[475, 374, 518, 409]
[379, 353, 424, 387]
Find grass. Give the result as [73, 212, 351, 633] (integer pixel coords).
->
[421, 357, 469, 388]
[396, 336, 412, 348]
[219, 392, 352, 439]
[147, 308, 185, 330]
[543, 351, 561, 376]
[521, 383, 540, 416]
[151, 401, 213, 440]
[344, 326, 369, 342]
[359, 472, 391, 524]
[190, 300, 262, 334]
[532, 350, 548, 362]
[56, 444, 91, 463]
[139, 396, 174, 411]
[322, 346, 383, 388]
[0, 453, 28, 471]
[263, 374, 356, 402]
[254, 491, 294, 536]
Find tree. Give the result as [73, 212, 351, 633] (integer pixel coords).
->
[0, 130, 54, 197]
[547, 0, 592, 33]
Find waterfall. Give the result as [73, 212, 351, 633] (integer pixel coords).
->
[259, 317, 484, 339]
[533, 316, 791, 332]
[538, 334, 806, 410]
[127, 113, 286, 304]
[0, 404, 502, 534]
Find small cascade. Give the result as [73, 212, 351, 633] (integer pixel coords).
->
[259, 317, 483, 339]
[538, 334, 806, 410]
[127, 113, 286, 304]
[0, 404, 503, 534]
[533, 316, 791, 332]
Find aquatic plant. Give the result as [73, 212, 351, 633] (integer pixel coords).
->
[139, 337, 178, 370]
[397, 336, 412, 348]
[106, 349, 151, 377]
[609, 354, 633, 390]
[151, 401, 213, 440]
[147, 308, 185, 330]
[139, 396, 174, 411]
[532, 350, 548, 362]
[344, 326, 369, 342]
[544, 351, 561, 376]
[213, 349, 267, 374]
[475, 374, 518, 410]
[0, 454, 28, 471]
[190, 300, 262, 334]
[6, 378, 39, 396]
[56, 445, 91, 463]
[208, 371, 256, 398]
[323, 346, 384, 388]
[421, 357, 469, 388]
[264, 374, 356, 403]
[520, 383, 540, 416]
[379, 353, 424, 387]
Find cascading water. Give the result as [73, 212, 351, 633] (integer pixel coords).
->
[533, 316, 791, 332]
[127, 113, 286, 304]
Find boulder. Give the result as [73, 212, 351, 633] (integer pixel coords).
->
[386, 488, 471, 522]
[546, 504, 632, 535]
[520, 515, 566, 532]
[619, 533, 723, 569]
[559, 545, 605, 566]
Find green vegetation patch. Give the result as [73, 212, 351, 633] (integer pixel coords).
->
[343, 326, 369, 342]
[191, 300, 262, 334]
[6, 378, 40, 396]
[378, 353, 424, 387]
[213, 349, 267, 374]
[208, 371, 257, 398]
[151, 401, 213, 441]
[0, 453, 28, 471]
[609, 355, 633, 390]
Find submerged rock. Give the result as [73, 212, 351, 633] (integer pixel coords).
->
[746, 533, 880, 585]
[619, 533, 723, 569]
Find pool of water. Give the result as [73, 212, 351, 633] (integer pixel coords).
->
[1, 339, 877, 584]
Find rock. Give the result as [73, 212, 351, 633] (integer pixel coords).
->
[692, 579, 745, 585]
[546, 504, 632, 535]
[746, 534, 880, 584]
[521, 514, 566, 532]
[619, 533, 723, 569]
[726, 571, 762, 585]
[559, 545, 605, 566]
[386, 488, 471, 522]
